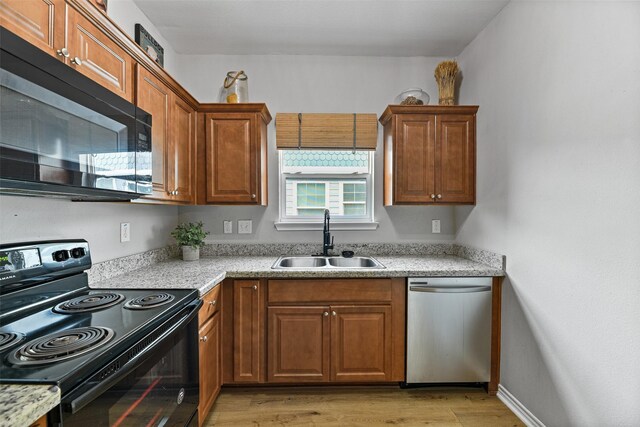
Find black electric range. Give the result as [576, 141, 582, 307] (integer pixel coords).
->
[0, 240, 201, 427]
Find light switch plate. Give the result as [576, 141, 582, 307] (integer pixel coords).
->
[238, 220, 252, 234]
[431, 219, 441, 234]
[223, 220, 233, 234]
[120, 222, 130, 242]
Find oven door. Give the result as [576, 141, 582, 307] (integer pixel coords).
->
[55, 300, 201, 427]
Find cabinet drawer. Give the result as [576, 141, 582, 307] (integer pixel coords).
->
[199, 285, 221, 326]
[268, 279, 392, 304]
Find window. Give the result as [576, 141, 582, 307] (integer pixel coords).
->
[278, 150, 375, 226]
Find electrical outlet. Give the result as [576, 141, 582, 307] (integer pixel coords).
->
[238, 220, 252, 234]
[431, 219, 441, 234]
[120, 222, 130, 242]
[223, 220, 233, 234]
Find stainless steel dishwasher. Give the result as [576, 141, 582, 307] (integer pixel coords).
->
[406, 277, 492, 384]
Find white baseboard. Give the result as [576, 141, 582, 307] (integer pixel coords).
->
[497, 384, 545, 427]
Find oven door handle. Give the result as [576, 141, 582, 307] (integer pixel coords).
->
[62, 299, 202, 414]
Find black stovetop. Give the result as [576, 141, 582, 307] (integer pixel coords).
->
[0, 240, 199, 394]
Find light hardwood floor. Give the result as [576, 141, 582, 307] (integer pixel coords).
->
[203, 387, 524, 426]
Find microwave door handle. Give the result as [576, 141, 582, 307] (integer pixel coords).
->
[409, 285, 492, 293]
[62, 300, 201, 414]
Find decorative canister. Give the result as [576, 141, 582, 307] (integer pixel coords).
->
[222, 70, 248, 103]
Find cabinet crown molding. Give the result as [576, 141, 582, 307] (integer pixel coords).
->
[379, 105, 479, 125]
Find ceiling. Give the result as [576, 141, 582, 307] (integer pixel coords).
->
[132, 0, 510, 57]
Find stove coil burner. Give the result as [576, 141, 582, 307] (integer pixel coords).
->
[54, 293, 125, 314]
[8, 327, 114, 366]
[124, 293, 175, 310]
[0, 332, 24, 352]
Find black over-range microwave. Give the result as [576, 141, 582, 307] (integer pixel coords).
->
[0, 27, 152, 200]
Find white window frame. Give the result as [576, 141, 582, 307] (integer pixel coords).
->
[275, 151, 378, 231]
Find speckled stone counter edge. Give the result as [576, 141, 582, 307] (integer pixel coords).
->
[0, 384, 60, 427]
[88, 243, 504, 284]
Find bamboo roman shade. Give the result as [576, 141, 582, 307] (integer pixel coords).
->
[276, 113, 378, 150]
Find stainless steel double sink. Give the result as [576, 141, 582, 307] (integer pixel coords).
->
[271, 255, 385, 269]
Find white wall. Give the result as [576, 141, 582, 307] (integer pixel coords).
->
[107, 0, 180, 77]
[176, 54, 457, 243]
[455, 1, 640, 425]
[0, 196, 178, 263]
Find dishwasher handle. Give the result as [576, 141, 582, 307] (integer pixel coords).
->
[409, 284, 491, 293]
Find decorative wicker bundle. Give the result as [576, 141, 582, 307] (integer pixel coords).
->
[434, 60, 459, 105]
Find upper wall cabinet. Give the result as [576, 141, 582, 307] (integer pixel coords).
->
[65, 5, 134, 102]
[136, 65, 196, 204]
[379, 105, 478, 205]
[0, 0, 134, 102]
[199, 104, 271, 205]
[0, 0, 66, 58]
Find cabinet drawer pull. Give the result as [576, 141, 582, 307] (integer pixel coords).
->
[71, 57, 82, 66]
[437, 194, 442, 199]
[200, 336, 208, 342]
[209, 300, 217, 306]
[323, 311, 329, 316]
[430, 194, 436, 199]
[331, 311, 337, 316]
[56, 47, 70, 58]
[253, 285, 257, 290]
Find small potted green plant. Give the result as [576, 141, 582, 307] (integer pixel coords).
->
[171, 221, 209, 261]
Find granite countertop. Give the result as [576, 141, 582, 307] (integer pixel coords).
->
[0, 384, 60, 427]
[90, 254, 503, 294]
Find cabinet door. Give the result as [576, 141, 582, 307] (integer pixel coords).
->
[135, 65, 172, 201]
[394, 114, 436, 203]
[435, 114, 475, 203]
[0, 0, 65, 58]
[199, 311, 221, 426]
[205, 113, 259, 204]
[169, 94, 195, 203]
[331, 305, 392, 382]
[65, 6, 134, 101]
[435, 114, 476, 203]
[267, 306, 330, 383]
[233, 280, 262, 382]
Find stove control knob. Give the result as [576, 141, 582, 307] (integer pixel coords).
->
[52, 250, 70, 262]
[71, 247, 86, 258]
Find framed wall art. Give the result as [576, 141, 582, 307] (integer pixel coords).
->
[135, 24, 164, 67]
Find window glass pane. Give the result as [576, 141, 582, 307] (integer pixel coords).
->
[344, 204, 366, 216]
[297, 208, 326, 217]
[282, 150, 370, 174]
[297, 183, 325, 207]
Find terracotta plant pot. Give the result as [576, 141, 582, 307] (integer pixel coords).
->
[182, 246, 200, 261]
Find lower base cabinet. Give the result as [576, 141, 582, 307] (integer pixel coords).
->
[267, 304, 393, 383]
[198, 287, 221, 426]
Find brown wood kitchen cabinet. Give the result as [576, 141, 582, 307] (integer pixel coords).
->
[198, 104, 271, 205]
[135, 65, 196, 203]
[232, 279, 264, 382]
[198, 285, 221, 426]
[0, 0, 135, 101]
[0, 0, 66, 58]
[266, 278, 405, 383]
[380, 105, 478, 205]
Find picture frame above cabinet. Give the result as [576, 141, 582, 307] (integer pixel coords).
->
[379, 105, 478, 205]
[198, 104, 271, 205]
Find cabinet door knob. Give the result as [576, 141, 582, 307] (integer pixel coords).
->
[331, 311, 337, 316]
[71, 57, 82, 66]
[56, 48, 70, 58]
[200, 336, 208, 342]
[251, 194, 256, 199]
[430, 194, 436, 199]
[209, 300, 216, 306]
[175, 190, 179, 195]
[253, 285, 258, 290]
[437, 194, 442, 199]
[323, 311, 329, 316]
